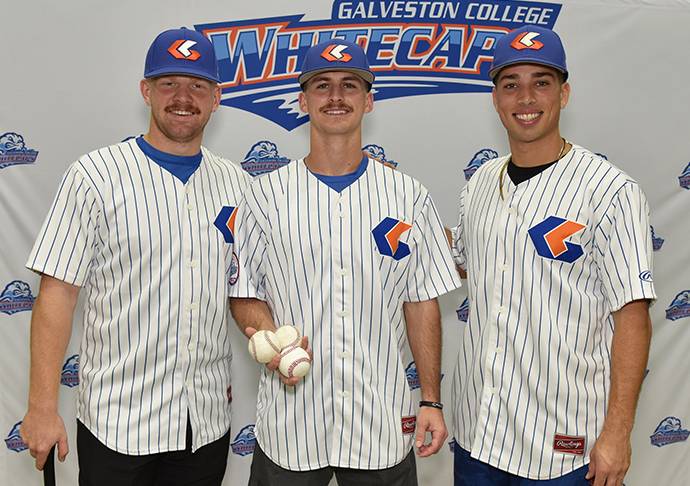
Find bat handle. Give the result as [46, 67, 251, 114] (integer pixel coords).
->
[43, 444, 56, 486]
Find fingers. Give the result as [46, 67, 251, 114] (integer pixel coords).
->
[244, 326, 257, 339]
[58, 435, 69, 462]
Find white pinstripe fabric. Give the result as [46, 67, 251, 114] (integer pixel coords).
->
[27, 139, 250, 454]
[230, 158, 461, 471]
[450, 145, 656, 479]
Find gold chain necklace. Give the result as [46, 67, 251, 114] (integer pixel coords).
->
[499, 138, 568, 200]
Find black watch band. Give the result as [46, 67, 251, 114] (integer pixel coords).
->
[419, 400, 443, 410]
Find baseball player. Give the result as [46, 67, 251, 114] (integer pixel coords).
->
[20, 27, 249, 485]
[229, 39, 462, 485]
[450, 26, 655, 486]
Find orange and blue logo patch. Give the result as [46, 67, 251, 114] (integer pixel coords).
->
[321, 43, 352, 62]
[214, 206, 238, 243]
[373, 217, 412, 261]
[511, 31, 544, 51]
[528, 216, 586, 263]
[168, 39, 201, 60]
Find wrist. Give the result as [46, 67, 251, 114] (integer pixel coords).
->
[419, 400, 443, 410]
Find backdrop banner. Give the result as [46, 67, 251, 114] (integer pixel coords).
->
[2, 1, 689, 485]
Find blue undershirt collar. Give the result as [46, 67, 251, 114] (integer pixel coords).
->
[136, 136, 202, 184]
[310, 155, 369, 192]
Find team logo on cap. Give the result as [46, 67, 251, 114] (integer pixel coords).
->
[373, 217, 412, 261]
[61, 354, 79, 388]
[464, 148, 498, 181]
[511, 31, 544, 50]
[241, 141, 291, 177]
[0, 280, 36, 315]
[4, 422, 27, 453]
[168, 39, 201, 60]
[650, 417, 690, 447]
[231, 424, 256, 456]
[321, 44, 352, 62]
[528, 216, 586, 263]
[665, 290, 690, 321]
[0, 132, 39, 169]
[214, 206, 238, 243]
[363, 144, 398, 168]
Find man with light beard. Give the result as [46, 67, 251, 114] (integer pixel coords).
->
[20, 27, 249, 486]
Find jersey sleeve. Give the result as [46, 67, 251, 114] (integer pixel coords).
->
[229, 183, 268, 300]
[403, 193, 462, 302]
[26, 162, 102, 286]
[592, 181, 657, 312]
[451, 185, 467, 269]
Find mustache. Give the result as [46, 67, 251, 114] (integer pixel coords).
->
[165, 104, 200, 114]
[319, 103, 352, 112]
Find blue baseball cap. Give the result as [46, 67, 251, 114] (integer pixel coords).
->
[144, 27, 220, 83]
[489, 25, 568, 82]
[298, 40, 374, 88]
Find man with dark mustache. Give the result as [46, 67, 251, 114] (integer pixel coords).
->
[228, 40, 461, 485]
[20, 27, 249, 485]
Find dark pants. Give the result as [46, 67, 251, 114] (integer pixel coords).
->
[454, 443, 590, 485]
[249, 443, 418, 486]
[77, 419, 230, 486]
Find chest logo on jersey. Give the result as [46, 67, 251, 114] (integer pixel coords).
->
[373, 217, 412, 261]
[214, 206, 238, 243]
[528, 216, 586, 263]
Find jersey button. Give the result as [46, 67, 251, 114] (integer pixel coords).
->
[342, 390, 350, 398]
[336, 309, 350, 318]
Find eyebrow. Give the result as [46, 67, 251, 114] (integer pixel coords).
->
[497, 71, 557, 83]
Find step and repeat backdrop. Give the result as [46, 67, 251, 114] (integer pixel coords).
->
[2, 0, 689, 484]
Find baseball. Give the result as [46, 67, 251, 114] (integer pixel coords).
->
[248, 330, 281, 364]
[278, 346, 311, 379]
[275, 325, 301, 350]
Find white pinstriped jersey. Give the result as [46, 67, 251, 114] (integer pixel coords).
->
[27, 139, 250, 454]
[230, 158, 461, 471]
[450, 144, 656, 479]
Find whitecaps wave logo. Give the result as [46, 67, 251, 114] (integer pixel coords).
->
[0, 132, 39, 169]
[241, 141, 291, 176]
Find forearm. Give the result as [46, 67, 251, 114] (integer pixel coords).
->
[28, 276, 78, 412]
[229, 297, 276, 334]
[603, 300, 652, 434]
[404, 299, 442, 402]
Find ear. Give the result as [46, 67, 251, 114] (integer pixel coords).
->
[491, 87, 498, 112]
[211, 84, 221, 112]
[364, 91, 374, 114]
[560, 82, 571, 109]
[298, 91, 308, 113]
[140, 79, 152, 106]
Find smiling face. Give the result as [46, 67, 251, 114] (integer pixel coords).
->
[298, 71, 373, 137]
[492, 63, 570, 147]
[140, 75, 221, 153]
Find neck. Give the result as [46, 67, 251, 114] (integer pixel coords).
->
[305, 130, 363, 176]
[509, 133, 568, 168]
[144, 126, 202, 157]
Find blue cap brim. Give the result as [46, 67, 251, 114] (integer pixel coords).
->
[490, 59, 568, 81]
[145, 66, 220, 84]
[298, 67, 374, 86]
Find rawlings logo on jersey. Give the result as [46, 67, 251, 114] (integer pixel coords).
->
[665, 290, 690, 321]
[231, 424, 257, 456]
[528, 216, 586, 263]
[0, 132, 39, 169]
[464, 148, 498, 181]
[214, 206, 238, 243]
[650, 417, 690, 447]
[241, 141, 292, 177]
[678, 162, 690, 190]
[373, 217, 412, 261]
[0, 280, 36, 315]
[552, 434, 585, 455]
[363, 144, 398, 168]
[650, 225, 664, 251]
[4, 422, 27, 453]
[193, 0, 561, 130]
[61, 354, 79, 388]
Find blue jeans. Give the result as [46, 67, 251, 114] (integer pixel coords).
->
[454, 443, 590, 485]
